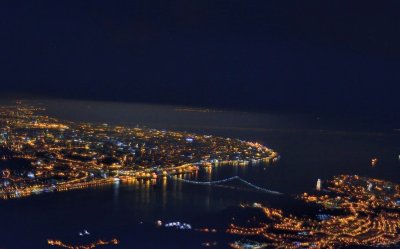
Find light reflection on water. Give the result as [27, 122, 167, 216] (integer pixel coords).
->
[0, 99, 399, 248]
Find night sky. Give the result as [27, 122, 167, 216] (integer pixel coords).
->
[1, 1, 399, 122]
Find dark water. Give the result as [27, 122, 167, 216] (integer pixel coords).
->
[0, 100, 399, 249]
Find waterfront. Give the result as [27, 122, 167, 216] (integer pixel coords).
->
[229, 175, 400, 248]
[0, 100, 399, 248]
[0, 103, 276, 200]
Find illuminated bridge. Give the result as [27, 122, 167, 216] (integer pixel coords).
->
[167, 175, 283, 195]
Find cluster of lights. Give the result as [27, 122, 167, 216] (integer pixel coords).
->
[228, 175, 400, 249]
[47, 238, 119, 249]
[164, 221, 192, 230]
[0, 103, 278, 200]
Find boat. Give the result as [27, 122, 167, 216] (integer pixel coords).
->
[371, 158, 378, 167]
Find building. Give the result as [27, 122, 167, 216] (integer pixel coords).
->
[316, 179, 322, 191]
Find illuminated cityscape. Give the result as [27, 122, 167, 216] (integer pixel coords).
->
[1, 0, 399, 247]
[0, 103, 277, 200]
[227, 175, 400, 248]
[1, 102, 398, 248]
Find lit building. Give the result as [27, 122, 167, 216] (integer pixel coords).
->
[316, 178, 322, 191]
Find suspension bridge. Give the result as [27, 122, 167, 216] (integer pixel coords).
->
[167, 174, 283, 195]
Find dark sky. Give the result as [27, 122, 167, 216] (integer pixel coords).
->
[1, 1, 399, 121]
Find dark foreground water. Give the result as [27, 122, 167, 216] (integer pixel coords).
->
[0, 100, 399, 249]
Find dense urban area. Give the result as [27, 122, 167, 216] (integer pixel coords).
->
[1, 103, 399, 249]
[228, 175, 400, 248]
[0, 103, 276, 200]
